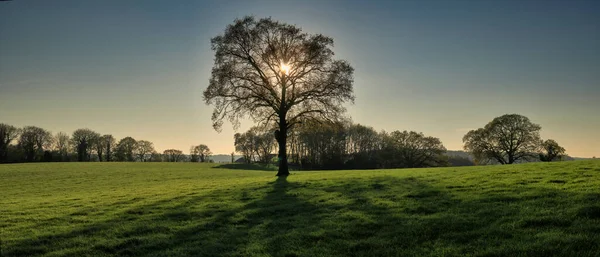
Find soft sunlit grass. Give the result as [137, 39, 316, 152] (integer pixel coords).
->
[1, 161, 600, 256]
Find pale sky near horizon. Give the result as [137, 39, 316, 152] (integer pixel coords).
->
[1, 0, 599, 157]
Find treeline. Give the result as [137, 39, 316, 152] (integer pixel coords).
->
[234, 121, 453, 170]
[234, 114, 570, 169]
[0, 123, 212, 163]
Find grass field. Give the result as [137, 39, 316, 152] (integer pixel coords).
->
[1, 161, 600, 257]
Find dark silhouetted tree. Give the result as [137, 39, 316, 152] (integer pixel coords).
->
[99, 134, 116, 162]
[0, 123, 20, 162]
[115, 137, 137, 162]
[463, 114, 541, 164]
[19, 126, 52, 162]
[539, 139, 566, 162]
[204, 16, 355, 176]
[389, 130, 448, 168]
[71, 129, 100, 162]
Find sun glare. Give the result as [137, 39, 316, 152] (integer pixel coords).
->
[280, 63, 290, 75]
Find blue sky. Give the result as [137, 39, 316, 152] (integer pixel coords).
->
[1, 0, 598, 157]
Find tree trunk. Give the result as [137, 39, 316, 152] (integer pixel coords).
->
[276, 123, 289, 176]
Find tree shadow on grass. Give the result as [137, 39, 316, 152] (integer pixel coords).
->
[5, 176, 600, 256]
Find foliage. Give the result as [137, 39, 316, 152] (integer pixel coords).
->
[204, 16, 355, 176]
[163, 149, 184, 162]
[115, 137, 138, 162]
[71, 128, 100, 162]
[240, 121, 449, 170]
[99, 134, 116, 162]
[539, 139, 566, 162]
[0, 123, 20, 162]
[2, 161, 600, 256]
[463, 114, 542, 164]
[190, 144, 212, 163]
[18, 126, 52, 162]
[135, 140, 155, 162]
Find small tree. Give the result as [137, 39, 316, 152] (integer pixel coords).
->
[135, 140, 155, 162]
[539, 139, 566, 162]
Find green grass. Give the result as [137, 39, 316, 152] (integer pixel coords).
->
[1, 161, 600, 257]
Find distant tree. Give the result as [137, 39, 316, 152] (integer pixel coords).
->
[463, 114, 542, 165]
[135, 140, 155, 162]
[234, 132, 255, 164]
[389, 130, 448, 168]
[163, 149, 184, 162]
[295, 120, 347, 169]
[115, 137, 137, 162]
[346, 124, 379, 169]
[231, 152, 235, 163]
[190, 146, 200, 162]
[539, 139, 566, 162]
[53, 132, 70, 161]
[98, 135, 116, 162]
[197, 144, 212, 162]
[250, 127, 276, 163]
[190, 144, 212, 163]
[204, 16, 355, 176]
[19, 126, 52, 162]
[71, 129, 100, 162]
[150, 151, 163, 162]
[0, 123, 20, 162]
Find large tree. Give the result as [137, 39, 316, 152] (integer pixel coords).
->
[0, 123, 20, 162]
[71, 129, 100, 162]
[463, 114, 542, 164]
[539, 139, 566, 162]
[204, 16, 355, 176]
[19, 126, 52, 162]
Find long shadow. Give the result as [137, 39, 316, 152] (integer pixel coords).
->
[5, 176, 600, 256]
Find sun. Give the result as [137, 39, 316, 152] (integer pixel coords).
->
[280, 63, 290, 75]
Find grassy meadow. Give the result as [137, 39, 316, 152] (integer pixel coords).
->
[1, 161, 600, 256]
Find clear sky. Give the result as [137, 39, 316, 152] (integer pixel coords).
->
[1, 0, 599, 157]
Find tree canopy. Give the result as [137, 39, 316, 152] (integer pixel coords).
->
[463, 114, 541, 164]
[204, 16, 355, 176]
